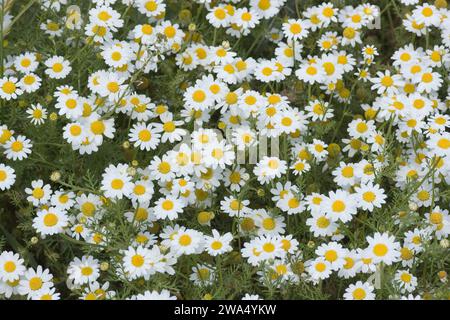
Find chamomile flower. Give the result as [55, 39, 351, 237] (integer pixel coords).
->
[253, 156, 287, 185]
[307, 258, 332, 280]
[250, 0, 280, 19]
[220, 196, 250, 217]
[90, 5, 123, 31]
[40, 20, 63, 37]
[254, 209, 286, 236]
[32, 286, 61, 300]
[370, 70, 404, 95]
[278, 193, 306, 215]
[26, 104, 47, 125]
[223, 166, 249, 192]
[67, 256, 100, 285]
[394, 270, 418, 293]
[282, 19, 310, 41]
[129, 122, 161, 151]
[354, 183, 387, 212]
[412, 4, 440, 27]
[153, 196, 184, 220]
[14, 53, 39, 73]
[148, 155, 176, 182]
[33, 207, 68, 236]
[427, 132, 450, 157]
[20, 73, 42, 93]
[0, 164, 15, 191]
[153, 113, 186, 143]
[51, 190, 75, 211]
[138, 0, 166, 18]
[25, 180, 52, 206]
[321, 190, 357, 223]
[332, 162, 359, 188]
[234, 8, 261, 30]
[190, 264, 216, 286]
[130, 289, 177, 300]
[309, 139, 328, 161]
[130, 179, 154, 204]
[207, 5, 231, 28]
[0, 77, 22, 100]
[306, 211, 338, 237]
[204, 230, 233, 256]
[18, 266, 53, 299]
[366, 232, 401, 265]
[171, 229, 204, 256]
[0, 251, 26, 282]
[100, 164, 133, 199]
[122, 246, 152, 279]
[315, 242, 346, 271]
[101, 41, 133, 68]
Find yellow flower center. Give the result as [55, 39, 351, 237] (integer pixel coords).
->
[332, 200, 345, 212]
[138, 129, 152, 142]
[4, 261, 16, 273]
[131, 254, 144, 267]
[373, 243, 388, 256]
[352, 288, 366, 300]
[29, 277, 43, 291]
[162, 200, 174, 211]
[32, 188, 44, 199]
[2, 81, 16, 94]
[81, 266, 93, 276]
[316, 216, 330, 228]
[178, 234, 192, 246]
[211, 241, 223, 250]
[262, 218, 275, 230]
[111, 179, 124, 190]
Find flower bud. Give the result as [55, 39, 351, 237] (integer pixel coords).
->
[178, 9, 192, 24]
[188, 23, 196, 32]
[327, 143, 341, 158]
[100, 262, 109, 271]
[435, 0, 448, 9]
[197, 211, 214, 225]
[408, 202, 418, 212]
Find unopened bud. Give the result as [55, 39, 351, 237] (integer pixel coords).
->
[203, 293, 213, 300]
[100, 262, 109, 271]
[49, 112, 58, 121]
[188, 23, 196, 32]
[127, 167, 136, 176]
[197, 211, 214, 225]
[408, 202, 418, 211]
[50, 171, 61, 182]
